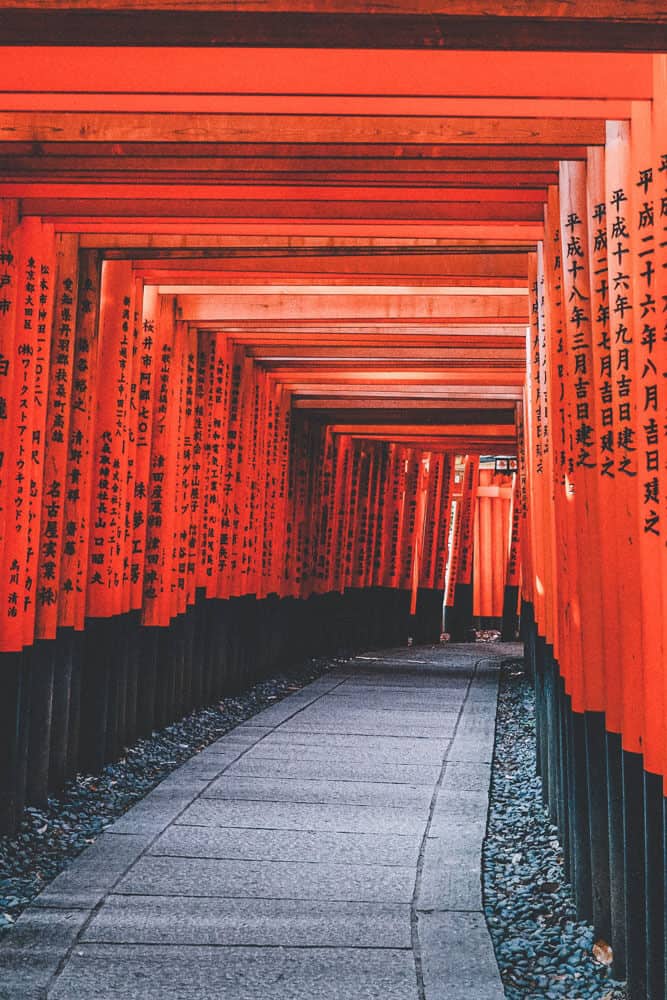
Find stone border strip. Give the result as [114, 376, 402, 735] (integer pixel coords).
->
[414, 657, 506, 1000]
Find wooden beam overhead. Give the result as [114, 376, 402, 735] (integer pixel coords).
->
[0, 13, 664, 51]
[176, 291, 527, 321]
[0, 48, 652, 97]
[0, 112, 607, 146]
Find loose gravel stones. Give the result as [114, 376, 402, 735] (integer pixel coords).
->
[0, 656, 339, 937]
[483, 661, 627, 1000]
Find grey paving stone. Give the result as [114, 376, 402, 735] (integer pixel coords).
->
[147, 772, 210, 793]
[289, 706, 458, 730]
[279, 720, 455, 739]
[210, 726, 272, 745]
[418, 863, 482, 912]
[194, 743, 249, 761]
[163, 755, 237, 780]
[432, 789, 490, 822]
[201, 774, 433, 809]
[426, 820, 487, 859]
[150, 824, 421, 866]
[176, 797, 427, 836]
[115, 854, 416, 903]
[441, 762, 492, 793]
[103, 792, 194, 836]
[48, 944, 420, 1000]
[30, 834, 150, 910]
[0, 909, 89, 1000]
[245, 737, 448, 765]
[417, 833, 483, 911]
[82, 895, 412, 948]
[325, 687, 465, 706]
[224, 756, 441, 785]
[447, 736, 496, 765]
[228, 723, 275, 736]
[418, 911, 504, 1000]
[236, 697, 324, 727]
[341, 675, 469, 690]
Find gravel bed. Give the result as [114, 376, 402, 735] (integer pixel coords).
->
[0, 655, 340, 938]
[483, 661, 627, 1000]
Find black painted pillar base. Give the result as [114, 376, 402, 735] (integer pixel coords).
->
[558, 677, 571, 880]
[606, 731, 626, 980]
[136, 625, 159, 739]
[643, 771, 664, 1000]
[78, 618, 115, 774]
[0, 651, 29, 836]
[532, 624, 545, 779]
[411, 587, 443, 645]
[26, 641, 55, 808]
[623, 749, 646, 1000]
[66, 633, 83, 780]
[49, 629, 73, 793]
[541, 644, 558, 824]
[584, 711, 611, 941]
[570, 709, 593, 922]
[445, 581, 474, 643]
[520, 601, 534, 681]
[500, 584, 520, 641]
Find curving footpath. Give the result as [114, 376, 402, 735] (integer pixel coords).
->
[0, 642, 521, 1000]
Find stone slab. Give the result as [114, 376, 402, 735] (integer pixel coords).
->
[103, 792, 195, 836]
[279, 720, 455, 739]
[48, 945, 420, 1000]
[323, 691, 465, 711]
[441, 762, 492, 793]
[176, 797, 427, 836]
[116, 854, 416, 902]
[0, 909, 89, 1000]
[447, 737, 496, 765]
[342, 673, 471, 689]
[418, 911, 504, 1000]
[162, 755, 237, 780]
[257, 732, 449, 760]
[244, 738, 448, 765]
[201, 774, 433, 809]
[288, 706, 459, 730]
[417, 833, 483, 912]
[30, 834, 150, 910]
[224, 756, 441, 785]
[150, 824, 421, 866]
[82, 895, 412, 948]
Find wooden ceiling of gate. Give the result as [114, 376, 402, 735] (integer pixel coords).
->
[0, 7, 659, 451]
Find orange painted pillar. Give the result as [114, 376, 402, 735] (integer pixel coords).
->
[630, 98, 664, 784]
[605, 121, 645, 761]
[651, 56, 667, 798]
[433, 453, 455, 595]
[447, 454, 479, 641]
[0, 219, 56, 655]
[57, 252, 101, 636]
[0, 205, 21, 652]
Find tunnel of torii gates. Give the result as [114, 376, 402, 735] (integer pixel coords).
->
[0, 8, 666, 996]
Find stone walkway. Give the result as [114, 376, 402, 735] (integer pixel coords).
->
[1, 643, 520, 999]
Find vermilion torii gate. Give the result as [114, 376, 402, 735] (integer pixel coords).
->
[0, 7, 665, 998]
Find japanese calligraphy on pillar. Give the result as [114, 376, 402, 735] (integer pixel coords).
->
[35, 234, 79, 640]
[58, 251, 101, 630]
[633, 126, 659, 537]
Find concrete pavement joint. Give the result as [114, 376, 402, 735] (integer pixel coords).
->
[409, 660, 476, 1000]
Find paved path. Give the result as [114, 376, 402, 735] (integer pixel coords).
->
[1, 642, 520, 1000]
